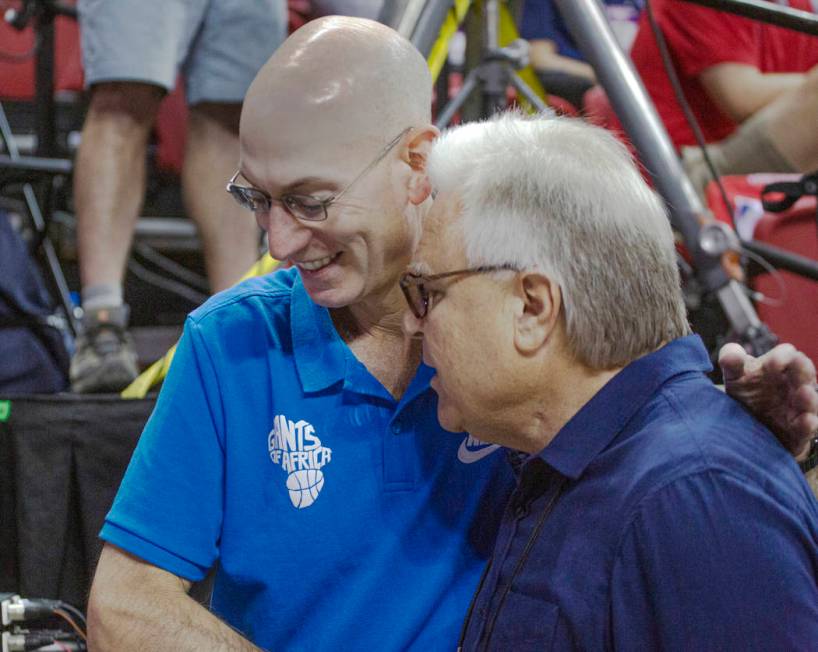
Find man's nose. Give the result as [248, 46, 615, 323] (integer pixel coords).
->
[262, 206, 313, 261]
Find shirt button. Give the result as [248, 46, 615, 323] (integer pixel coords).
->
[514, 503, 529, 519]
[391, 423, 402, 434]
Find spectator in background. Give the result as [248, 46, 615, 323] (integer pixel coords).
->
[630, 0, 818, 194]
[520, 0, 641, 111]
[70, 0, 287, 393]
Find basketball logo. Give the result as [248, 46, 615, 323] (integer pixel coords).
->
[286, 469, 325, 508]
[269, 414, 333, 509]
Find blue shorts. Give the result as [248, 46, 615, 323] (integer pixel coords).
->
[78, 0, 287, 105]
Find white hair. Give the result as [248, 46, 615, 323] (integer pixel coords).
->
[427, 112, 690, 369]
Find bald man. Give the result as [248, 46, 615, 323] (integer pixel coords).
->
[87, 16, 818, 652]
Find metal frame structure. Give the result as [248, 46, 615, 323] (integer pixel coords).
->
[682, 0, 818, 35]
[385, 0, 791, 354]
[1, 0, 79, 336]
[556, 0, 778, 354]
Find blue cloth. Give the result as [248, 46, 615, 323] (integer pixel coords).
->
[101, 267, 514, 651]
[460, 335, 818, 650]
[520, 0, 636, 61]
[0, 212, 69, 393]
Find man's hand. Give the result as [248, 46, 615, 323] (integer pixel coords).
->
[719, 343, 818, 458]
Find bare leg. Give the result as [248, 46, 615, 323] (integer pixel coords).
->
[70, 82, 163, 393]
[683, 66, 818, 198]
[762, 65, 818, 172]
[74, 82, 164, 291]
[182, 103, 260, 293]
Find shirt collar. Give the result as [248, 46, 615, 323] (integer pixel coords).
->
[537, 335, 712, 480]
[290, 273, 347, 393]
[289, 273, 435, 403]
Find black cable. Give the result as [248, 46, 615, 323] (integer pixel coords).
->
[132, 241, 210, 293]
[126, 257, 208, 306]
[56, 601, 87, 630]
[51, 211, 213, 299]
[644, 0, 737, 228]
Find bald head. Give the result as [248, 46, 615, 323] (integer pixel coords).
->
[241, 16, 432, 158]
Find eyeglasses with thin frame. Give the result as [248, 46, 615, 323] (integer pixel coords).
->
[226, 126, 413, 223]
[399, 265, 519, 319]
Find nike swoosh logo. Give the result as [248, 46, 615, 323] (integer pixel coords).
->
[457, 437, 501, 463]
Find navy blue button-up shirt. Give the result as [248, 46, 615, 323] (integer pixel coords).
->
[460, 335, 818, 650]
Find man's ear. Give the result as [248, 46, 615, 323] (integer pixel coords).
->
[404, 125, 440, 205]
[513, 272, 562, 354]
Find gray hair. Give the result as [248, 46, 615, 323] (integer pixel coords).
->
[426, 112, 690, 369]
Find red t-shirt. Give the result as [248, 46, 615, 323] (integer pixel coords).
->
[630, 0, 818, 148]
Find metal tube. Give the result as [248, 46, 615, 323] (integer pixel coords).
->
[555, 0, 706, 241]
[405, 0, 456, 58]
[681, 0, 818, 36]
[485, 0, 499, 51]
[35, 9, 57, 157]
[396, 0, 429, 40]
[743, 239, 818, 282]
[555, 0, 774, 351]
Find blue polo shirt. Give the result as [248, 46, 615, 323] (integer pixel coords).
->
[101, 267, 514, 650]
[461, 336, 818, 650]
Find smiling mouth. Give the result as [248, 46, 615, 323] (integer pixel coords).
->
[295, 253, 341, 272]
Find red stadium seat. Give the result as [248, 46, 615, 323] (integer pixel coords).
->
[706, 174, 818, 367]
[583, 85, 624, 134]
[0, 15, 83, 98]
[546, 94, 579, 117]
[0, 13, 188, 176]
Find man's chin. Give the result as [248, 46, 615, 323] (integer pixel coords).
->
[436, 402, 464, 434]
[302, 280, 362, 310]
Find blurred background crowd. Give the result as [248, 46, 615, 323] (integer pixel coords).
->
[0, 0, 816, 396]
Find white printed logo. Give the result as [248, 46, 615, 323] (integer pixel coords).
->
[268, 415, 333, 509]
[457, 435, 501, 464]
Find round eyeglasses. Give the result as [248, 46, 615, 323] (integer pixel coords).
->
[226, 127, 412, 222]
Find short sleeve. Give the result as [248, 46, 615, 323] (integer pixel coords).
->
[658, 0, 761, 78]
[610, 470, 818, 649]
[519, 0, 563, 42]
[100, 316, 226, 581]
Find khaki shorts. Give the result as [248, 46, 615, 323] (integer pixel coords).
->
[78, 0, 287, 105]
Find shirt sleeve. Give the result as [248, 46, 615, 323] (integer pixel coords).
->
[100, 316, 226, 581]
[610, 470, 818, 649]
[657, 0, 761, 78]
[519, 0, 562, 42]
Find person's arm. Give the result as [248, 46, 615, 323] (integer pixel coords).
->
[88, 544, 262, 652]
[718, 343, 818, 458]
[610, 471, 818, 648]
[528, 39, 596, 81]
[699, 63, 805, 123]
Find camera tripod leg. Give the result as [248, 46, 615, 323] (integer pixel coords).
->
[509, 71, 550, 114]
[436, 66, 482, 129]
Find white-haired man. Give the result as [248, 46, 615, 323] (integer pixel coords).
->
[87, 17, 818, 651]
[402, 113, 818, 649]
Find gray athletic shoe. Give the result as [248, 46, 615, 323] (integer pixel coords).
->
[70, 305, 139, 393]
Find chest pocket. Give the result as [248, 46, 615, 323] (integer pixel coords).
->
[488, 589, 560, 651]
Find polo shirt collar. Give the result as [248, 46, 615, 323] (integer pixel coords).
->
[289, 273, 435, 403]
[290, 273, 346, 393]
[538, 335, 712, 480]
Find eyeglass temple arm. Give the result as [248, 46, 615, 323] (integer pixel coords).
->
[331, 127, 413, 203]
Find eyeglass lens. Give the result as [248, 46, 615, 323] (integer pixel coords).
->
[401, 281, 428, 319]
